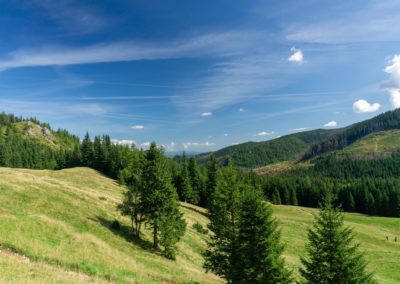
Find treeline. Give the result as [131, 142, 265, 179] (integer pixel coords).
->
[311, 151, 400, 178]
[303, 108, 400, 159]
[262, 176, 400, 217]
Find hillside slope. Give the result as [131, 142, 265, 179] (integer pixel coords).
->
[0, 167, 221, 284]
[0, 167, 398, 283]
[199, 129, 336, 168]
[342, 129, 400, 156]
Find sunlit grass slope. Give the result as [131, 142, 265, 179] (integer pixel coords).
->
[275, 205, 400, 284]
[0, 167, 221, 284]
[0, 167, 399, 283]
[343, 130, 400, 155]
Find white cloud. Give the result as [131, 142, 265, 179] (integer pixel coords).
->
[161, 142, 176, 152]
[389, 89, 400, 109]
[239, 108, 245, 112]
[0, 31, 253, 72]
[286, 1, 400, 44]
[182, 141, 215, 149]
[290, 127, 308, 132]
[257, 131, 274, 136]
[224, 133, 229, 137]
[324, 121, 337, 127]
[201, 112, 212, 116]
[140, 141, 151, 149]
[111, 139, 136, 147]
[352, 99, 381, 113]
[288, 47, 304, 63]
[383, 54, 400, 88]
[383, 54, 400, 109]
[132, 125, 144, 129]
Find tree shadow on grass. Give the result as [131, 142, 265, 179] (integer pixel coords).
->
[93, 216, 154, 252]
[180, 203, 209, 218]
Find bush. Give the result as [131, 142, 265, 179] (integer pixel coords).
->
[192, 222, 208, 234]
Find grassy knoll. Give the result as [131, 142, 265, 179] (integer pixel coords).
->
[0, 167, 398, 283]
[343, 130, 400, 155]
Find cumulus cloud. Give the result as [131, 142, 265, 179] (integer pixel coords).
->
[161, 142, 176, 152]
[257, 131, 275, 136]
[111, 139, 136, 147]
[140, 141, 151, 149]
[182, 141, 215, 149]
[324, 121, 337, 127]
[389, 89, 400, 109]
[288, 47, 304, 63]
[224, 133, 229, 137]
[201, 112, 212, 116]
[383, 54, 400, 109]
[239, 108, 245, 112]
[132, 125, 144, 129]
[290, 127, 308, 132]
[352, 99, 381, 113]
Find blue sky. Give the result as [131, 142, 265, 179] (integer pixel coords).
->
[1, 0, 400, 152]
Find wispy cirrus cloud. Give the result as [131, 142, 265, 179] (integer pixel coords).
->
[286, 1, 400, 44]
[30, 0, 108, 35]
[0, 31, 255, 72]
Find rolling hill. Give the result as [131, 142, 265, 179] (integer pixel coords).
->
[201, 108, 400, 169]
[0, 167, 398, 283]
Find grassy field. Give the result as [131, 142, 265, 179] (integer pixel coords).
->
[0, 167, 399, 283]
[343, 130, 400, 155]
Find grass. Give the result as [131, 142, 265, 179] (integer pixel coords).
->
[343, 129, 400, 155]
[0, 167, 398, 283]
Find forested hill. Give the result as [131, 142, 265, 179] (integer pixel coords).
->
[197, 128, 337, 168]
[302, 108, 400, 160]
[200, 108, 400, 168]
[0, 113, 81, 169]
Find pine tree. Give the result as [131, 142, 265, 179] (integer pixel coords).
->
[234, 188, 292, 283]
[300, 195, 376, 284]
[179, 157, 193, 203]
[140, 143, 186, 258]
[188, 157, 201, 205]
[205, 155, 218, 207]
[204, 164, 242, 282]
[81, 132, 94, 167]
[290, 188, 298, 206]
[272, 188, 281, 205]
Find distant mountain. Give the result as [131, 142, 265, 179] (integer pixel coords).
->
[199, 109, 400, 169]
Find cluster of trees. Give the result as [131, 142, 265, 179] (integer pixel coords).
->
[118, 143, 186, 259]
[262, 176, 400, 217]
[171, 154, 216, 207]
[80, 132, 138, 178]
[311, 151, 400, 178]
[204, 164, 375, 283]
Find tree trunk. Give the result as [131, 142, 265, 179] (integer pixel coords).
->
[153, 223, 158, 250]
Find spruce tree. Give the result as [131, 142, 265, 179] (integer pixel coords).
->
[188, 157, 201, 205]
[140, 143, 186, 258]
[272, 189, 282, 205]
[235, 189, 292, 283]
[204, 164, 242, 282]
[205, 155, 218, 207]
[300, 195, 376, 284]
[81, 132, 94, 167]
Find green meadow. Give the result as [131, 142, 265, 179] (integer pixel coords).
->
[0, 167, 398, 283]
